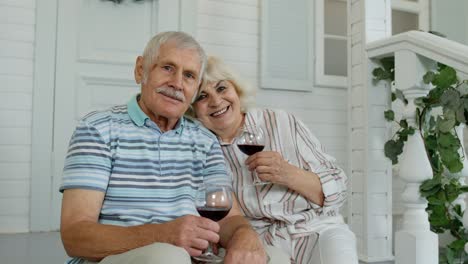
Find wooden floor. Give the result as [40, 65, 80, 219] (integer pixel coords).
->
[0, 231, 67, 263]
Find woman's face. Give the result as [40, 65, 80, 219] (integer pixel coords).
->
[193, 80, 243, 136]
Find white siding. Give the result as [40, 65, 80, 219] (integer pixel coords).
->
[197, 0, 348, 172]
[348, 0, 394, 261]
[0, 0, 349, 233]
[0, 0, 36, 233]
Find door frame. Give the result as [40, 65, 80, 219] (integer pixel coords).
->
[31, 0, 198, 231]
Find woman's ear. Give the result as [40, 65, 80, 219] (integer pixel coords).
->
[134, 56, 144, 84]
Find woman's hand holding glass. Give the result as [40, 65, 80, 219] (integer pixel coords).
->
[245, 151, 293, 186]
[236, 125, 267, 185]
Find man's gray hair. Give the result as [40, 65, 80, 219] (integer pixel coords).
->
[141, 31, 207, 85]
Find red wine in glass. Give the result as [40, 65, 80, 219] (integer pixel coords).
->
[237, 144, 265, 156]
[196, 207, 231, 222]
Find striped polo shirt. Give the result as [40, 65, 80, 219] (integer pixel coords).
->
[60, 95, 231, 227]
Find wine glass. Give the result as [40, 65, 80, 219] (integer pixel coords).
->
[194, 184, 233, 263]
[236, 124, 267, 185]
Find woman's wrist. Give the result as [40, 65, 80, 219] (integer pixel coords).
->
[280, 163, 300, 187]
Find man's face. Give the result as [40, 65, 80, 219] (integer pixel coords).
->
[136, 41, 202, 123]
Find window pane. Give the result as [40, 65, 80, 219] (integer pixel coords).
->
[325, 0, 347, 36]
[266, 0, 309, 80]
[392, 10, 419, 35]
[324, 38, 347, 76]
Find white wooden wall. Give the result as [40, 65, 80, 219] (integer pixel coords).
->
[197, 0, 348, 171]
[0, 0, 348, 233]
[348, 0, 394, 262]
[0, 0, 36, 233]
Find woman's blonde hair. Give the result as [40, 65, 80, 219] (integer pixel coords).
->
[189, 56, 256, 117]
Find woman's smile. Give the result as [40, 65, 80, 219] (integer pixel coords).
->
[211, 106, 230, 117]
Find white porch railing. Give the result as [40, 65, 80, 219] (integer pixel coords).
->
[367, 30, 468, 264]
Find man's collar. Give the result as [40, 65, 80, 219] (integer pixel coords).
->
[127, 94, 185, 133]
[127, 94, 148, 127]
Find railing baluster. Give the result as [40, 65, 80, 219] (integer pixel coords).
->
[394, 50, 438, 264]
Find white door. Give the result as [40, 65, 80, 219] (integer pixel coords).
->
[49, 0, 189, 230]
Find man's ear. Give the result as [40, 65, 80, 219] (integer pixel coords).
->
[134, 56, 144, 84]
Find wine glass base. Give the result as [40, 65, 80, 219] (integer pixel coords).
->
[192, 252, 224, 263]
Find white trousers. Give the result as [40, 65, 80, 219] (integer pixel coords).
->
[82, 225, 357, 264]
[308, 226, 358, 264]
[266, 224, 358, 264]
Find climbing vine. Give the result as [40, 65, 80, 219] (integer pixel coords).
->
[374, 57, 468, 263]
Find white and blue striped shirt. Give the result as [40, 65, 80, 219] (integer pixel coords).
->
[60, 95, 231, 264]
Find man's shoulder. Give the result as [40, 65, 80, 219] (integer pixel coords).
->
[183, 116, 218, 140]
[80, 105, 129, 125]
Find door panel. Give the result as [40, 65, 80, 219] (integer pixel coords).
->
[50, 0, 180, 230]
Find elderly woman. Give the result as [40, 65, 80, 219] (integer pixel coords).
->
[190, 56, 358, 264]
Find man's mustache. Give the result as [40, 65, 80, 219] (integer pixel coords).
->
[156, 86, 186, 102]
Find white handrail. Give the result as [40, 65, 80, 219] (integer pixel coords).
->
[367, 30, 468, 76]
[364, 30, 468, 263]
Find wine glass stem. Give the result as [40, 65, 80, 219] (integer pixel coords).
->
[253, 171, 261, 183]
[253, 171, 269, 185]
[206, 242, 215, 255]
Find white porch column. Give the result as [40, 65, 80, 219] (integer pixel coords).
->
[393, 50, 438, 264]
[348, 0, 394, 262]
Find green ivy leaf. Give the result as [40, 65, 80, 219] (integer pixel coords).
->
[380, 57, 395, 72]
[437, 116, 456, 133]
[425, 134, 438, 151]
[445, 183, 461, 203]
[426, 87, 445, 106]
[400, 119, 408, 129]
[452, 204, 463, 218]
[414, 97, 425, 107]
[372, 68, 392, 81]
[430, 204, 450, 228]
[423, 71, 436, 84]
[439, 147, 463, 173]
[421, 178, 442, 191]
[456, 104, 466, 123]
[384, 140, 404, 164]
[427, 196, 444, 205]
[394, 89, 408, 104]
[372, 68, 384, 79]
[448, 239, 466, 251]
[433, 67, 458, 89]
[445, 247, 454, 264]
[443, 108, 456, 121]
[438, 63, 448, 71]
[421, 178, 443, 197]
[397, 127, 415, 142]
[441, 89, 461, 111]
[446, 158, 463, 173]
[384, 110, 394, 121]
[438, 132, 459, 148]
[391, 92, 396, 102]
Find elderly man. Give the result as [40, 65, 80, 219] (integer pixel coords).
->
[59, 31, 266, 264]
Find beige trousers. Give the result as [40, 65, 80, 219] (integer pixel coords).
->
[83, 242, 289, 264]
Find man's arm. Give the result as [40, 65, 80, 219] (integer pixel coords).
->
[217, 196, 267, 264]
[61, 189, 220, 261]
